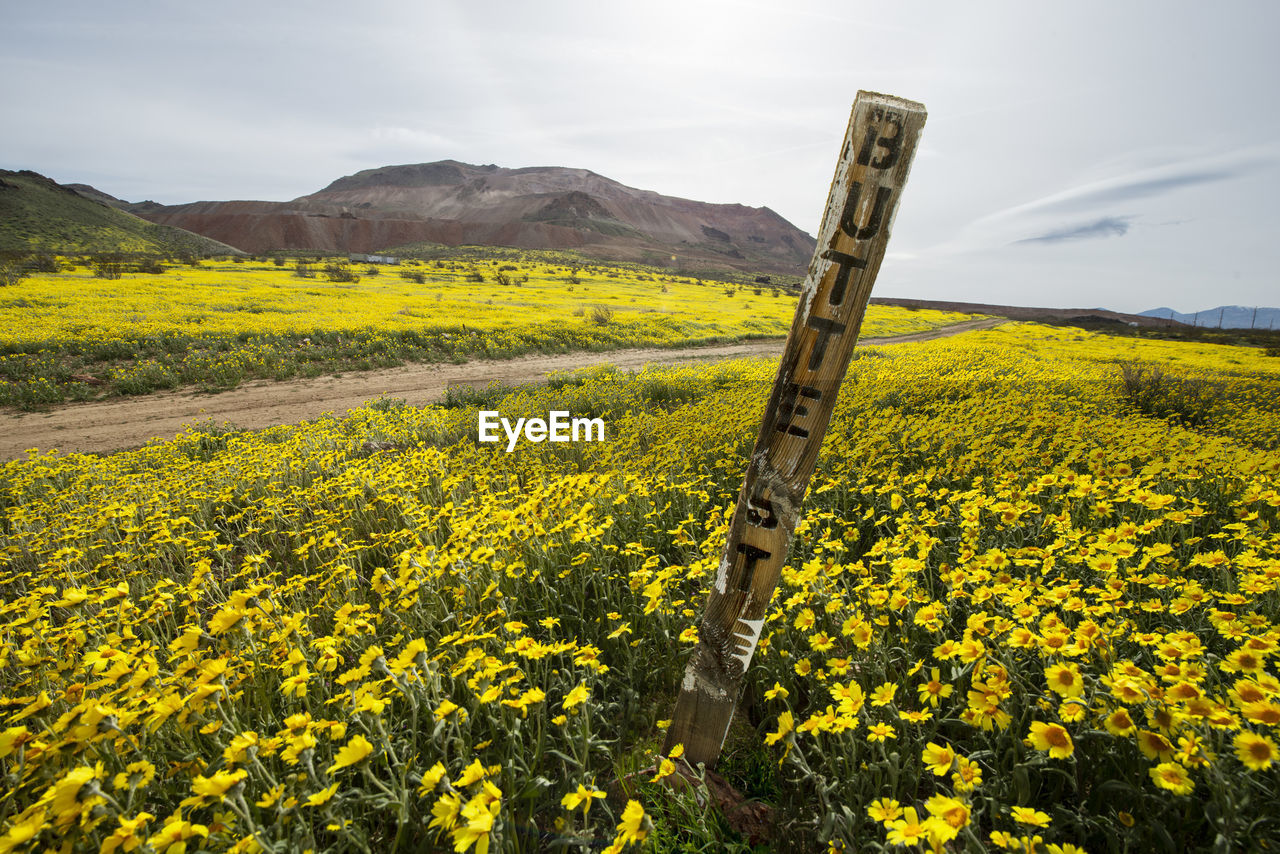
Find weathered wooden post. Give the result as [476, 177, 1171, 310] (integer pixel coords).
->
[663, 91, 926, 766]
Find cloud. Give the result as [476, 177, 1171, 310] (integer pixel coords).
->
[1020, 170, 1236, 216]
[921, 145, 1280, 258]
[1016, 215, 1135, 245]
[978, 146, 1277, 227]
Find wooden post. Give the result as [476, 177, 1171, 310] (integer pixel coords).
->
[663, 91, 926, 767]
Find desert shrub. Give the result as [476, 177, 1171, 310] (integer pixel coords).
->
[400, 270, 427, 284]
[589, 305, 614, 326]
[1117, 360, 1219, 428]
[133, 257, 166, 275]
[26, 254, 60, 273]
[324, 261, 360, 283]
[366, 395, 407, 412]
[1265, 347, 1280, 358]
[273, 257, 287, 267]
[441, 380, 515, 409]
[109, 360, 179, 395]
[0, 261, 28, 287]
[294, 261, 314, 278]
[91, 258, 124, 280]
[466, 267, 485, 283]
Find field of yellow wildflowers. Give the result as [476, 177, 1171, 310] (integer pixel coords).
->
[0, 253, 969, 409]
[2, 322, 1279, 852]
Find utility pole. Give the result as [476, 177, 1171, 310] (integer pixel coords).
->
[663, 91, 926, 767]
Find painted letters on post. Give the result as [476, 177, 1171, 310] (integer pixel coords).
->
[664, 92, 927, 767]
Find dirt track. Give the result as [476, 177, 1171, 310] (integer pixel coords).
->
[0, 318, 1003, 460]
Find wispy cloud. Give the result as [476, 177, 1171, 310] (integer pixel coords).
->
[924, 145, 1279, 257]
[999, 168, 1239, 220]
[977, 147, 1276, 227]
[1015, 215, 1134, 244]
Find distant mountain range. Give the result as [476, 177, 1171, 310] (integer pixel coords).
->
[875, 297, 1172, 327]
[1140, 306, 1280, 330]
[4, 160, 817, 275]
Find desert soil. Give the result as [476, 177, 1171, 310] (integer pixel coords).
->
[0, 318, 1003, 460]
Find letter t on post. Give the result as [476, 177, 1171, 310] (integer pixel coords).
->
[663, 91, 926, 767]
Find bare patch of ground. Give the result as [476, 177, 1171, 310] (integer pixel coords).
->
[0, 318, 1002, 460]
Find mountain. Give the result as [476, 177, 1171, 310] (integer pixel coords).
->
[61, 182, 130, 209]
[1140, 306, 1280, 330]
[875, 297, 1175, 327]
[126, 160, 816, 274]
[0, 170, 242, 256]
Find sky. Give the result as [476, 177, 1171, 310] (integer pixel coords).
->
[2, 0, 1277, 314]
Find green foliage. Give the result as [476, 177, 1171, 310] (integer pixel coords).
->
[324, 261, 361, 283]
[0, 169, 239, 255]
[0, 261, 27, 288]
[25, 254, 60, 273]
[109, 359, 179, 395]
[1117, 360, 1220, 428]
[440, 381, 517, 409]
[632, 775, 762, 853]
[91, 257, 124, 280]
[365, 395, 407, 412]
[132, 256, 166, 275]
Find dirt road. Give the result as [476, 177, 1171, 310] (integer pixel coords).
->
[0, 318, 1003, 460]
